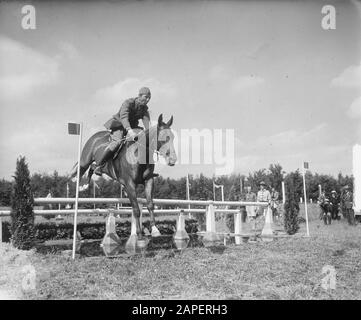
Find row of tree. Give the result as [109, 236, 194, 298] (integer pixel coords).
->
[0, 163, 353, 207]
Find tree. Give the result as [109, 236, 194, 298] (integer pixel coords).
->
[268, 163, 284, 193]
[283, 174, 300, 235]
[0, 179, 12, 206]
[10, 156, 35, 250]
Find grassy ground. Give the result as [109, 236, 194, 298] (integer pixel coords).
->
[1, 204, 361, 300]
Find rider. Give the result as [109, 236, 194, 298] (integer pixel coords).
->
[94, 87, 152, 176]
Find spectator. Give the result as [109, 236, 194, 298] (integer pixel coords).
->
[317, 190, 326, 220]
[270, 187, 280, 220]
[257, 181, 271, 217]
[245, 185, 257, 228]
[341, 185, 356, 226]
[329, 190, 340, 220]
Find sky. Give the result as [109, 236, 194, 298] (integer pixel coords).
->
[0, 0, 360, 180]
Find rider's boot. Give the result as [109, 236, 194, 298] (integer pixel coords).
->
[94, 147, 114, 176]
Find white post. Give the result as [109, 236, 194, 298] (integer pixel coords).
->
[318, 184, 322, 197]
[0, 215, 2, 243]
[72, 122, 83, 260]
[120, 185, 123, 208]
[93, 182, 96, 210]
[234, 212, 244, 245]
[353, 145, 361, 213]
[186, 174, 191, 218]
[203, 203, 219, 242]
[221, 185, 224, 202]
[261, 205, 274, 241]
[302, 165, 310, 237]
[282, 181, 286, 204]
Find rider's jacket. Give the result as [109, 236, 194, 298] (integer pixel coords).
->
[104, 98, 150, 131]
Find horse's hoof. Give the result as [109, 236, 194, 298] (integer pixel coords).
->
[151, 226, 161, 237]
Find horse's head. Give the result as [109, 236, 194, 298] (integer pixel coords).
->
[156, 114, 177, 166]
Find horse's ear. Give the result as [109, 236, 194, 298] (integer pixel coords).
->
[166, 116, 173, 127]
[158, 114, 163, 126]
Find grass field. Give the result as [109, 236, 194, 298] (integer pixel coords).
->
[1, 204, 360, 300]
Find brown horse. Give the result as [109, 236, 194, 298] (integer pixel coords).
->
[69, 114, 177, 239]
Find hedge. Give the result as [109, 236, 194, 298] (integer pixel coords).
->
[1, 219, 199, 243]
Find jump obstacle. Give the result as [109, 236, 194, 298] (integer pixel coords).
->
[0, 197, 273, 248]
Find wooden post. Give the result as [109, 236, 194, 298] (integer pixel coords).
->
[302, 165, 310, 237]
[282, 181, 286, 204]
[0, 215, 2, 243]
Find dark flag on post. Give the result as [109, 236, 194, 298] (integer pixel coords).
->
[68, 123, 81, 135]
[303, 162, 309, 170]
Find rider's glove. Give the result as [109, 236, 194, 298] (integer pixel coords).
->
[126, 128, 137, 140]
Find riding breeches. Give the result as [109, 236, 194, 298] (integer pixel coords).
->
[108, 130, 124, 152]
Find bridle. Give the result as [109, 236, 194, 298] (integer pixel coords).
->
[128, 125, 171, 162]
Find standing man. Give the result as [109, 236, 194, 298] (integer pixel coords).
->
[318, 190, 326, 220]
[329, 190, 340, 220]
[342, 185, 356, 226]
[94, 87, 152, 176]
[257, 181, 271, 216]
[270, 187, 280, 220]
[245, 185, 257, 230]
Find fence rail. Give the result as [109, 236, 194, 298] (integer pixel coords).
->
[0, 197, 271, 244]
[0, 197, 268, 217]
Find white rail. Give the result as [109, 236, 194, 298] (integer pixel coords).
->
[0, 197, 270, 243]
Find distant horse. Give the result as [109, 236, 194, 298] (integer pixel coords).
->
[321, 201, 332, 225]
[69, 114, 177, 239]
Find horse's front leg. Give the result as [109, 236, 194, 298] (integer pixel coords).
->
[145, 177, 161, 237]
[125, 180, 143, 239]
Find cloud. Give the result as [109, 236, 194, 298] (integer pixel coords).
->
[57, 41, 80, 60]
[251, 123, 327, 150]
[331, 62, 361, 87]
[208, 65, 264, 93]
[231, 75, 265, 92]
[347, 96, 361, 118]
[209, 65, 230, 82]
[94, 77, 178, 105]
[0, 36, 60, 100]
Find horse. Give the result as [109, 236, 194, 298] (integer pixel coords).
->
[69, 114, 177, 240]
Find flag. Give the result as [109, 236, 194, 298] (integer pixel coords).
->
[303, 162, 309, 170]
[68, 122, 81, 135]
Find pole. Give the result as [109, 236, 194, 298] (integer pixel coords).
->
[186, 174, 191, 217]
[213, 182, 215, 201]
[302, 164, 310, 237]
[72, 122, 82, 260]
[240, 177, 243, 196]
[120, 185, 123, 208]
[93, 182, 96, 210]
[318, 184, 322, 197]
[282, 181, 286, 204]
[221, 185, 224, 202]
